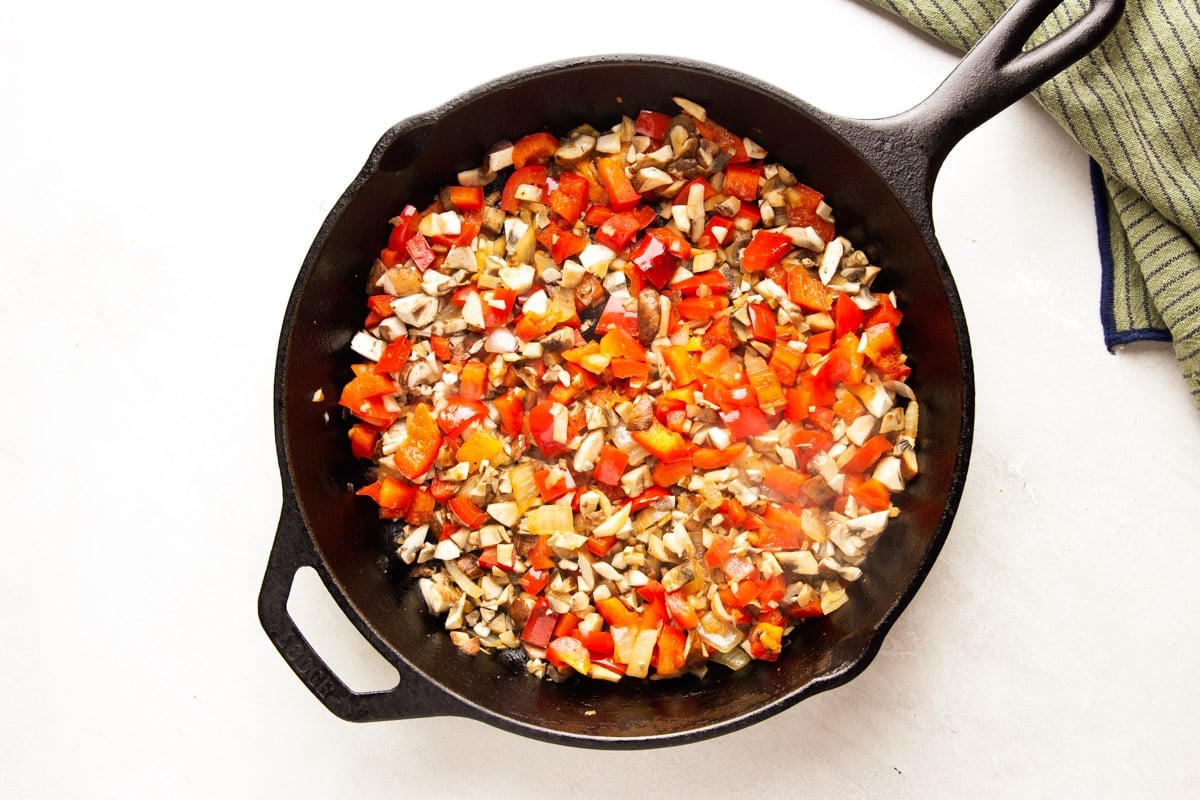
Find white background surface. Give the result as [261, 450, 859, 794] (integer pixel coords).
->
[3, 1, 1198, 797]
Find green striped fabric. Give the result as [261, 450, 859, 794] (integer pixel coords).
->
[866, 0, 1200, 409]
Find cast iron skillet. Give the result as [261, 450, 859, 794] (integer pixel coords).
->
[260, 0, 1123, 748]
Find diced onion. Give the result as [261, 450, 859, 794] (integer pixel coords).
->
[525, 504, 574, 536]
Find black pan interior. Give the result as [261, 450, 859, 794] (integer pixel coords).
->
[277, 57, 970, 746]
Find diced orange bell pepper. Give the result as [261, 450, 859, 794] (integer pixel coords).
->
[596, 596, 640, 628]
[654, 624, 688, 677]
[852, 478, 892, 511]
[458, 359, 488, 401]
[745, 354, 786, 414]
[660, 345, 701, 387]
[448, 495, 489, 529]
[664, 590, 699, 630]
[447, 185, 484, 212]
[693, 441, 746, 470]
[456, 428, 504, 466]
[631, 421, 696, 464]
[763, 464, 809, 500]
[546, 636, 591, 675]
[393, 403, 442, 481]
[652, 456, 694, 488]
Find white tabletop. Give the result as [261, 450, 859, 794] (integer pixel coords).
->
[4, 1, 1198, 796]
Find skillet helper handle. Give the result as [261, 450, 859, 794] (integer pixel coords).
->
[853, 0, 1125, 198]
[258, 498, 465, 722]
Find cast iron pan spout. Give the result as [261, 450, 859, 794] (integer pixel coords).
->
[261, 0, 1124, 748]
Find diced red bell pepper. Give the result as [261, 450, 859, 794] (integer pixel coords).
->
[786, 267, 832, 311]
[694, 116, 749, 164]
[704, 533, 733, 569]
[521, 596, 559, 647]
[741, 230, 793, 272]
[501, 165, 548, 213]
[493, 389, 524, 438]
[547, 171, 590, 224]
[701, 316, 739, 349]
[520, 567, 551, 595]
[538, 220, 588, 264]
[429, 477, 458, 504]
[405, 232, 436, 270]
[697, 215, 735, 249]
[862, 322, 910, 380]
[594, 211, 645, 251]
[672, 176, 714, 206]
[596, 156, 641, 211]
[373, 336, 412, 375]
[387, 205, 420, 251]
[477, 544, 515, 573]
[843, 434, 894, 475]
[630, 234, 677, 290]
[664, 590, 699, 630]
[865, 293, 903, 328]
[747, 302, 776, 342]
[677, 295, 730, 321]
[722, 163, 762, 202]
[595, 291, 639, 337]
[635, 109, 672, 141]
[339, 369, 396, 418]
[832, 391, 865, 423]
[670, 270, 732, 296]
[647, 227, 692, 260]
[527, 536, 556, 570]
[592, 445, 628, 486]
[511, 131, 559, 169]
[528, 400, 575, 459]
[586, 534, 617, 558]
[835, 292, 865, 339]
[719, 404, 771, 440]
[436, 396, 488, 437]
[579, 629, 615, 658]
[405, 489, 435, 525]
[785, 183, 835, 244]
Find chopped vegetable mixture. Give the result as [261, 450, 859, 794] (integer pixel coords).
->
[339, 98, 919, 682]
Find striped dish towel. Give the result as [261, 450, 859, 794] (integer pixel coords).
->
[866, 0, 1200, 409]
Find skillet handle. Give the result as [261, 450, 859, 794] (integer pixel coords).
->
[258, 497, 467, 722]
[843, 0, 1124, 203]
